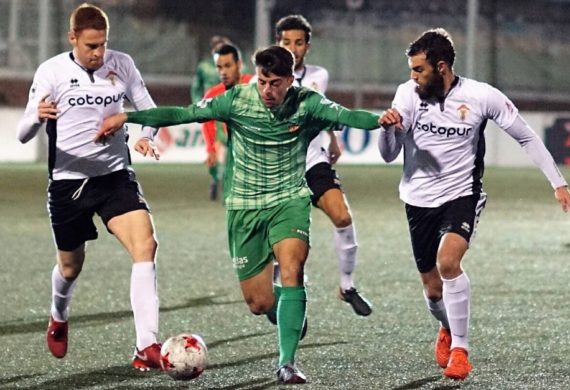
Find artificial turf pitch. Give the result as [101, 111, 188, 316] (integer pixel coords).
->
[1, 163, 569, 389]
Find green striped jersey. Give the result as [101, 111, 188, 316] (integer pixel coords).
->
[128, 83, 379, 209]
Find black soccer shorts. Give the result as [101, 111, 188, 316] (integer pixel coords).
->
[405, 193, 487, 273]
[305, 162, 343, 206]
[47, 169, 150, 251]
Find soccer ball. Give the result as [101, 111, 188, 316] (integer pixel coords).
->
[160, 333, 208, 380]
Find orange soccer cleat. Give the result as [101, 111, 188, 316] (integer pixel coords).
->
[443, 347, 472, 380]
[435, 326, 452, 368]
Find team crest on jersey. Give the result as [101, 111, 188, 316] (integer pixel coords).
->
[106, 71, 118, 85]
[288, 124, 300, 132]
[457, 103, 470, 121]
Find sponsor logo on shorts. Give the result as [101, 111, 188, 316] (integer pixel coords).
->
[232, 256, 249, 269]
[461, 222, 471, 233]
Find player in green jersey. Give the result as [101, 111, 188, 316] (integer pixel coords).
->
[96, 45, 381, 385]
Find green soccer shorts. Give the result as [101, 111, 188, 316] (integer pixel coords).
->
[226, 196, 311, 281]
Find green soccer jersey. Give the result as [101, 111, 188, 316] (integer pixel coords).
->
[128, 83, 379, 210]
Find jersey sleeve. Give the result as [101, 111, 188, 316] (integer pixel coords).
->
[17, 63, 54, 143]
[504, 115, 567, 189]
[127, 90, 232, 127]
[307, 91, 379, 130]
[379, 83, 413, 162]
[122, 54, 159, 140]
[485, 84, 519, 129]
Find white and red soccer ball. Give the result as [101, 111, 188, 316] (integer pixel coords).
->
[160, 333, 208, 380]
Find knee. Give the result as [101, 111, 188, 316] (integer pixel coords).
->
[330, 212, 352, 228]
[60, 263, 82, 280]
[245, 297, 274, 315]
[279, 263, 304, 286]
[423, 286, 442, 301]
[436, 256, 461, 278]
[421, 268, 443, 300]
[134, 236, 158, 259]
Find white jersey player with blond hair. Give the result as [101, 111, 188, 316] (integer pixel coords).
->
[379, 28, 570, 381]
[18, 3, 164, 371]
[275, 14, 372, 316]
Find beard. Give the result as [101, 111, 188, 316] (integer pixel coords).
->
[416, 70, 445, 101]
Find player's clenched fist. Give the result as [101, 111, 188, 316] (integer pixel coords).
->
[380, 108, 403, 130]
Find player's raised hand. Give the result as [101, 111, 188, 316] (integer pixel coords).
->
[94, 112, 128, 143]
[38, 94, 59, 122]
[135, 138, 160, 160]
[554, 185, 570, 212]
[380, 108, 403, 131]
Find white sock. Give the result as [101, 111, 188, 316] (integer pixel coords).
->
[131, 261, 159, 350]
[442, 272, 470, 351]
[51, 265, 77, 322]
[334, 224, 358, 291]
[423, 289, 450, 330]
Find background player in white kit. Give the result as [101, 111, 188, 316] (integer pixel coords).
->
[379, 28, 570, 380]
[17, 3, 163, 371]
[275, 14, 372, 316]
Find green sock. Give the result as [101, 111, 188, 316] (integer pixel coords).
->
[208, 163, 219, 182]
[277, 286, 307, 366]
[266, 284, 282, 319]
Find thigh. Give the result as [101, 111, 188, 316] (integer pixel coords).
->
[227, 208, 273, 281]
[48, 179, 98, 251]
[305, 162, 342, 206]
[273, 238, 309, 286]
[405, 203, 443, 273]
[440, 193, 487, 245]
[268, 197, 311, 246]
[96, 170, 150, 227]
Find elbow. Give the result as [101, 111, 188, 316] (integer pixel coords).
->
[380, 150, 397, 163]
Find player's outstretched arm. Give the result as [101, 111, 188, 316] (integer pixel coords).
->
[555, 186, 570, 212]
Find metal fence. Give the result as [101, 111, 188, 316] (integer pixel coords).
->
[1, 0, 569, 98]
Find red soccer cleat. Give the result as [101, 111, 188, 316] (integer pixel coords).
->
[132, 343, 163, 371]
[46, 316, 68, 358]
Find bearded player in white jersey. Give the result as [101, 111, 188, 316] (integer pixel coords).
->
[18, 3, 163, 371]
[379, 28, 570, 380]
[276, 15, 372, 317]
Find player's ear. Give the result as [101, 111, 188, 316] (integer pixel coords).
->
[437, 61, 446, 75]
[68, 31, 77, 46]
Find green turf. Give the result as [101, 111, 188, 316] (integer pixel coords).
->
[1, 163, 569, 389]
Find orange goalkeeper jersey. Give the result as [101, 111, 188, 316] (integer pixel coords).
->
[201, 74, 252, 152]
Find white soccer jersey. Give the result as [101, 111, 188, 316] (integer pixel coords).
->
[379, 77, 567, 207]
[18, 50, 157, 180]
[294, 64, 331, 171]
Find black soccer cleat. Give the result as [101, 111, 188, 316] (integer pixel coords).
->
[209, 180, 219, 201]
[339, 287, 373, 316]
[277, 362, 307, 385]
